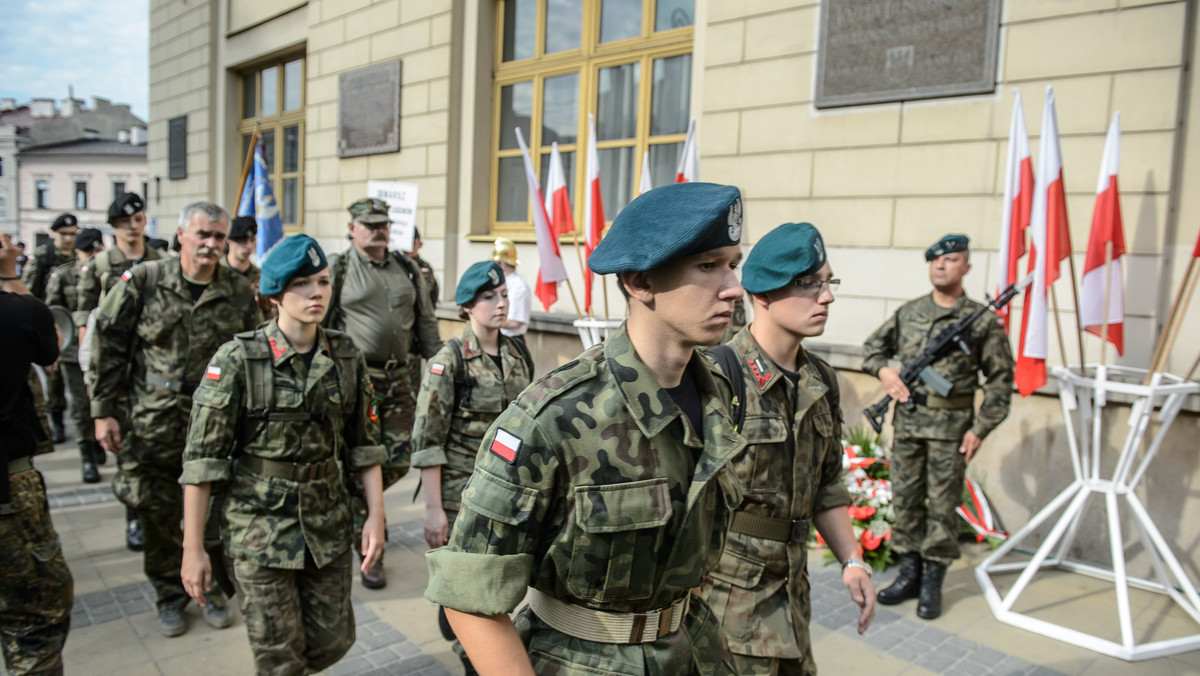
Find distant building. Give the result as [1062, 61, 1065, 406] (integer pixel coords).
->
[0, 96, 147, 245]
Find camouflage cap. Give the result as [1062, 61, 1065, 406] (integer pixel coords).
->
[587, 182, 743, 274]
[456, 261, 505, 305]
[925, 234, 969, 261]
[107, 192, 145, 224]
[51, 213, 78, 231]
[348, 197, 391, 225]
[742, 222, 827, 294]
[259, 234, 328, 296]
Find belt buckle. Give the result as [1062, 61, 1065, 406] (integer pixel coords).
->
[791, 519, 810, 543]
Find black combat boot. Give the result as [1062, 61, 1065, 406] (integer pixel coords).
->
[917, 559, 947, 619]
[94, 441, 107, 465]
[126, 508, 145, 552]
[81, 442, 100, 484]
[877, 551, 923, 605]
[50, 410, 67, 444]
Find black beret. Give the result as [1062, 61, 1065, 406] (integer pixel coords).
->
[51, 213, 78, 231]
[107, 192, 145, 224]
[229, 216, 257, 241]
[74, 228, 103, 252]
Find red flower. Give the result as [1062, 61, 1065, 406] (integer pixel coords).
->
[861, 529, 883, 551]
[848, 505, 876, 521]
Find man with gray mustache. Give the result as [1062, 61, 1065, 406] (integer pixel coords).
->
[90, 202, 258, 638]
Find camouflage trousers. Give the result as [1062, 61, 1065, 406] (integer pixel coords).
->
[352, 364, 415, 559]
[890, 437, 967, 564]
[1, 469, 73, 676]
[730, 654, 810, 676]
[60, 362, 95, 445]
[35, 365, 66, 415]
[232, 549, 355, 676]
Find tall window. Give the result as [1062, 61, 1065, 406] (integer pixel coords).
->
[75, 182, 88, 210]
[0, 197, 6, 220]
[239, 55, 305, 228]
[113, 181, 126, 200]
[0, 157, 4, 177]
[492, 0, 694, 237]
[36, 180, 49, 209]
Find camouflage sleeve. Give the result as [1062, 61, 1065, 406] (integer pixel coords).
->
[411, 263, 444, 360]
[74, 263, 100, 326]
[971, 314, 1014, 440]
[180, 342, 245, 485]
[425, 405, 555, 615]
[346, 350, 387, 469]
[44, 266, 66, 307]
[89, 272, 143, 419]
[861, 311, 899, 377]
[21, 250, 48, 299]
[813, 394, 852, 512]
[411, 342, 459, 469]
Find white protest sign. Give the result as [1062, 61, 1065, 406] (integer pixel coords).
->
[366, 180, 420, 252]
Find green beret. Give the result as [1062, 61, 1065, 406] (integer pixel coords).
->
[587, 182, 743, 274]
[348, 197, 390, 225]
[259, 235, 328, 296]
[925, 234, 969, 261]
[456, 261, 506, 305]
[742, 222, 827, 294]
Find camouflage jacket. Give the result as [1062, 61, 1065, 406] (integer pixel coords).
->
[862, 293, 1014, 441]
[426, 326, 745, 674]
[21, 243, 73, 301]
[411, 325, 533, 511]
[44, 259, 85, 363]
[180, 321, 386, 569]
[219, 256, 273, 322]
[411, 253, 440, 308]
[74, 244, 164, 327]
[700, 328, 851, 664]
[89, 258, 258, 446]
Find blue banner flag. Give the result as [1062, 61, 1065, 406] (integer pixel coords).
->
[237, 137, 284, 260]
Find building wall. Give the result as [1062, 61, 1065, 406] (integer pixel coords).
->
[16, 155, 149, 244]
[0, 125, 19, 237]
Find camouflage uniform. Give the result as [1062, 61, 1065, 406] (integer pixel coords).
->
[182, 320, 386, 674]
[407, 253, 441, 396]
[426, 326, 745, 675]
[862, 293, 1013, 564]
[46, 261, 97, 447]
[91, 258, 257, 612]
[74, 243, 165, 331]
[22, 244, 73, 419]
[699, 328, 850, 675]
[219, 257, 273, 322]
[411, 324, 532, 525]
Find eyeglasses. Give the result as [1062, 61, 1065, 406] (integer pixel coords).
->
[789, 277, 840, 296]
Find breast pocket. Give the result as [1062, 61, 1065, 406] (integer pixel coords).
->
[567, 477, 674, 603]
[136, 304, 181, 346]
[741, 416, 788, 493]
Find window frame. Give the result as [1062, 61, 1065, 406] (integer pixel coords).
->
[35, 179, 49, 209]
[489, 0, 694, 238]
[237, 54, 306, 232]
[75, 181, 88, 210]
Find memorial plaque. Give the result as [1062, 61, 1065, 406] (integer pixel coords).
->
[815, 0, 1000, 109]
[338, 60, 402, 158]
[168, 115, 187, 180]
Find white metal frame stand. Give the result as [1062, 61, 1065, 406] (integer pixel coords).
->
[975, 364, 1200, 661]
[573, 317, 623, 349]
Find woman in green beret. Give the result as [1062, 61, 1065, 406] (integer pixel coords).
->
[411, 260, 534, 672]
[179, 234, 388, 674]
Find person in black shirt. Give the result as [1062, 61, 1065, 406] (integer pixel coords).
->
[0, 232, 75, 675]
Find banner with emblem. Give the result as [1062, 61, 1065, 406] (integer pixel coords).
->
[237, 136, 285, 261]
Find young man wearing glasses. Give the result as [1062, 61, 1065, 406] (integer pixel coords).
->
[862, 234, 1013, 620]
[700, 222, 874, 675]
[324, 198, 443, 590]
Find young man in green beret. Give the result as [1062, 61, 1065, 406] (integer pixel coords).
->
[701, 222, 875, 674]
[862, 234, 1013, 619]
[426, 182, 748, 675]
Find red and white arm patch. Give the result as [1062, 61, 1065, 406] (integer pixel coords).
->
[205, 366, 222, 381]
[121, 269, 133, 282]
[429, 363, 445, 376]
[489, 428, 521, 464]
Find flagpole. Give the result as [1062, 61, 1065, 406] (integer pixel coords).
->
[1099, 241, 1113, 366]
[1050, 286, 1071, 370]
[1147, 255, 1200, 379]
[1064, 252, 1086, 372]
[602, 278, 610, 321]
[568, 228, 589, 315]
[562, 275, 583, 319]
[237, 126, 260, 205]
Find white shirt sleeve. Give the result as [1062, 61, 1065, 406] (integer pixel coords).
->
[503, 273, 531, 336]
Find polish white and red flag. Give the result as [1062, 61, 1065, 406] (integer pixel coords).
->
[1017, 87, 1073, 396]
[544, 142, 575, 238]
[1081, 112, 1126, 355]
[638, 149, 653, 195]
[997, 90, 1034, 331]
[584, 114, 606, 315]
[675, 118, 699, 183]
[515, 128, 568, 311]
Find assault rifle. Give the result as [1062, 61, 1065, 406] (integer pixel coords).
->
[863, 274, 1033, 433]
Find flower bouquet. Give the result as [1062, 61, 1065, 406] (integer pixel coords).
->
[811, 425, 897, 571]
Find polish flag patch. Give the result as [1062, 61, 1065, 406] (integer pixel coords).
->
[121, 269, 133, 282]
[205, 366, 222, 381]
[489, 428, 521, 464]
[429, 363, 445, 376]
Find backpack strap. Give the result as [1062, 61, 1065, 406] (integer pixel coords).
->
[235, 331, 274, 417]
[808, 355, 841, 422]
[323, 251, 351, 329]
[508, 336, 535, 378]
[709, 345, 746, 433]
[445, 338, 476, 409]
[141, 260, 161, 302]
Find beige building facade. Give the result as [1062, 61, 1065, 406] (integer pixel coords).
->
[148, 0, 1200, 567]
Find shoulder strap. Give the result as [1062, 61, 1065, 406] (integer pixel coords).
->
[324, 251, 351, 328]
[709, 345, 746, 433]
[391, 250, 419, 282]
[508, 336, 535, 377]
[809, 355, 841, 420]
[446, 337, 475, 409]
[141, 260, 162, 302]
[235, 332, 274, 414]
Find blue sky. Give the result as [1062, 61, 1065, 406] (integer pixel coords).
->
[0, 0, 149, 119]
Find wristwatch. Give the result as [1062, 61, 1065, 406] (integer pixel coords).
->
[842, 558, 872, 577]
